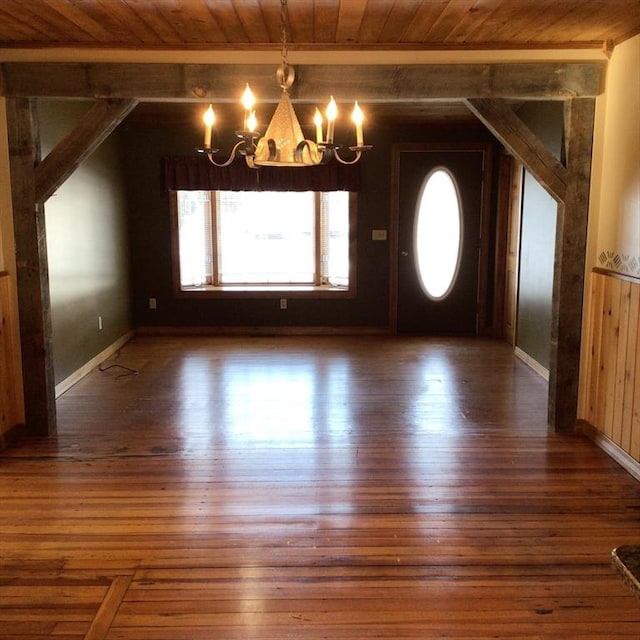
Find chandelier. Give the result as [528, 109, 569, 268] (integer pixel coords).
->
[197, 0, 371, 168]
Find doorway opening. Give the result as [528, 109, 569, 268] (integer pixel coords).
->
[391, 142, 495, 336]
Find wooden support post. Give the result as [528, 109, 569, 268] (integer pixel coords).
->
[4, 98, 137, 438]
[466, 97, 596, 432]
[6, 98, 56, 437]
[548, 98, 596, 432]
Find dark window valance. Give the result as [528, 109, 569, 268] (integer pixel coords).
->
[162, 156, 361, 192]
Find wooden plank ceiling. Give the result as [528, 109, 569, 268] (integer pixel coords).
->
[0, 1, 635, 125]
[0, 0, 638, 51]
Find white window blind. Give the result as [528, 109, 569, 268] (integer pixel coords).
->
[177, 191, 213, 286]
[320, 192, 349, 287]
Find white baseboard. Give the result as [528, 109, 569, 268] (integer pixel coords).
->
[514, 346, 550, 381]
[55, 330, 135, 398]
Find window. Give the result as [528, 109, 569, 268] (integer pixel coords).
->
[171, 190, 355, 296]
[414, 168, 463, 300]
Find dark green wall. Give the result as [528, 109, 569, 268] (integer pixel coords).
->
[121, 109, 500, 331]
[515, 101, 564, 370]
[39, 99, 132, 384]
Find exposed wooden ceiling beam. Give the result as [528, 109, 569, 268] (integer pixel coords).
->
[0, 62, 605, 102]
[464, 98, 568, 202]
[34, 98, 138, 203]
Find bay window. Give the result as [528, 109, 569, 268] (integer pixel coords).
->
[170, 189, 356, 296]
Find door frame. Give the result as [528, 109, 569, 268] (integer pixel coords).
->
[495, 152, 523, 346]
[390, 142, 494, 335]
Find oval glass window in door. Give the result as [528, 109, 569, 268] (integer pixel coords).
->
[413, 168, 463, 300]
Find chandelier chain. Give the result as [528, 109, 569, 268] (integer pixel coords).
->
[280, 0, 289, 66]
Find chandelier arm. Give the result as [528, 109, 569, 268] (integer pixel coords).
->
[266, 138, 278, 161]
[332, 148, 363, 165]
[244, 155, 258, 169]
[294, 139, 326, 165]
[203, 140, 247, 168]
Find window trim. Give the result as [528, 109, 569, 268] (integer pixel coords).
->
[169, 190, 357, 299]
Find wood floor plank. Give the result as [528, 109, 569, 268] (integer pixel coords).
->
[1, 336, 639, 639]
[84, 575, 133, 640]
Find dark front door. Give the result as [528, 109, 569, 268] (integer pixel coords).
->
[396, 148, 486, 334]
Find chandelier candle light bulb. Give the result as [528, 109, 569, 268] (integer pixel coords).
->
[326, 97, 337, 144]
[247, 110, 258, 133]
[203, 104, 215, 148]
[314, 108, 323, 143]
[352, 101, 364, 147]
[242, 84, 256, 130]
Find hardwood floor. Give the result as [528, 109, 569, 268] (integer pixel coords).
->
[1, 335, 639, 639]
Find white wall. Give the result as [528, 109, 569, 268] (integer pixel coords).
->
[592, 35, 640, 278]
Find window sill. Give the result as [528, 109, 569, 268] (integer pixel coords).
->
[177, 284, 354, 299]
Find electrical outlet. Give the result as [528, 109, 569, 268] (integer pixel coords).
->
[280, 298, 287, 310]
[149, 297, 157, 309]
